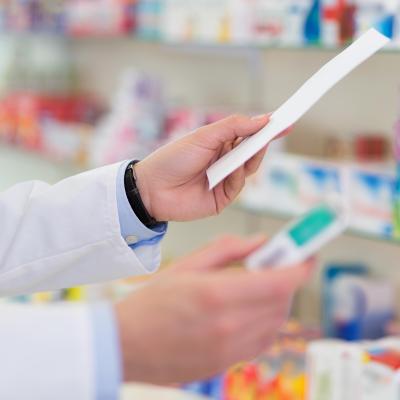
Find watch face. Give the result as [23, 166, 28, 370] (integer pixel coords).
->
[288, 205, 337, 247]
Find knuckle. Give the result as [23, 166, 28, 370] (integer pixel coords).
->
[228, 114, 244, 125]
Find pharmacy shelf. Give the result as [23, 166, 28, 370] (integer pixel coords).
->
[2, 144, 398, 247]
[69, 36, 349, 53]
[235, 202, 400, 246]
[62, 33, 400, 55]
[6, 30, 399, 54]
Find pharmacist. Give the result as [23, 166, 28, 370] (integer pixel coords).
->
[0, 114, 312, 399]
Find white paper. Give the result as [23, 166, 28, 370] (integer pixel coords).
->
[207, 28, 390, 189]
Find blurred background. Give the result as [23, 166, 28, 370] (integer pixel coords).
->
[0, 1, 400, 399]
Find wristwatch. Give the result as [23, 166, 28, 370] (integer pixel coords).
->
[124, 161, 162, 229]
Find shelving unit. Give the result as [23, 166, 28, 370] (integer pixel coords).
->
[235, 202, 400, 246]
[1, 9, 399, 326]
[4, 30, 399, 53]
[0, 5, 399, 399]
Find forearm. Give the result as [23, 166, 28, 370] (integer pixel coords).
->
[0, 163, 157, 296]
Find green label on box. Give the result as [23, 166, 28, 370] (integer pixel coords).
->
[289, 205, 336, 247]
[395, 201, 400, 239]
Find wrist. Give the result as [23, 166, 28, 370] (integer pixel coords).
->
[126, 161, 164, 226]
[131, 162, 153, 217]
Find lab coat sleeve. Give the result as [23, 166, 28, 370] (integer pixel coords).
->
[116, 160, 167, 272]
[0, 303, 97, 400]
[0, 162, 161, 296]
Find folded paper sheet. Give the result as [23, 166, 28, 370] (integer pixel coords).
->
[207, 28, 390, 189]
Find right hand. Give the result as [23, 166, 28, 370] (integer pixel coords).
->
[115, 236, 314, 385]
[134, 114, 274, 222]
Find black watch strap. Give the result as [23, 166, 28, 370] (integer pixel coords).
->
[124, 161, 161, 229]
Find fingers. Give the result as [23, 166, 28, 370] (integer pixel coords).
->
[276, 124, 294, 139]
[209, 293, 294, 369]
[227, 304, 292, 363]
[243, 125, 293, 177]
[220, 138, 247, 200]
[223, 164, 246, 200]
[244, 145, 268, 176]
[218, 296, 292, 338]
[208, 261, 314, 307]
[171, 235, 267, 273]
[195, 114, 270, 151]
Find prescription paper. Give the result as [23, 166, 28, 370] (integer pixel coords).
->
[207, 28, 390, 189]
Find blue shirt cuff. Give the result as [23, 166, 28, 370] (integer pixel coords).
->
[116, 161, 167, 249]
[90, 303, 122, 400]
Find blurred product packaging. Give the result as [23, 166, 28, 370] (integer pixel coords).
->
[65, 0, 136, 37]
[394, 102, 400, 238]
[241, 153, 396, 238]
[185, 321, 321, 400]
[90, 70, 166, 166]
[90, 68, 233, 167]
[353, 133, 390, 163]
[1, 0, 400, 47]
[0, 34, 104, 165]
[323, 266, 395, 341]
[308, 338, 400, 400]
[0, 35, 75, 95]
[160, 0, 320, 45]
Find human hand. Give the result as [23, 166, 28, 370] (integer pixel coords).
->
[134, 114, 277, 222]
[115, 236, 314, 385]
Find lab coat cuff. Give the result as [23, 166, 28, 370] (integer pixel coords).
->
[116, 161, 168, 248]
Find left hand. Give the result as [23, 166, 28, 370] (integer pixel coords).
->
[116, 235, 314, 385]
[134, 114, 273, 222]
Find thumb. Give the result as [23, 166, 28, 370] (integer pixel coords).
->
[193, 114, 270, 151]
[170, 234, 267, 273]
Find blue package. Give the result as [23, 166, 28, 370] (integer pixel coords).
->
[304, 0, 321, 44]
[322, 264, 368, 338]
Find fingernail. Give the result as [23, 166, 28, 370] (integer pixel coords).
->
[251, 114, 268, 121]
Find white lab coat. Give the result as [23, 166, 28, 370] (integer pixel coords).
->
[0, 162, 159, 400]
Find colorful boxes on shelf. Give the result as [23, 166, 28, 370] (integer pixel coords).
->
[186, 334, 400, 400]
[240, 153, 397, 240]
[308, 338, 400, 400]
[0, 0, 399, 48]
[184, 321, 321, 400]
[0, 93, 103, 165]
[65, 0, 136, 37]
